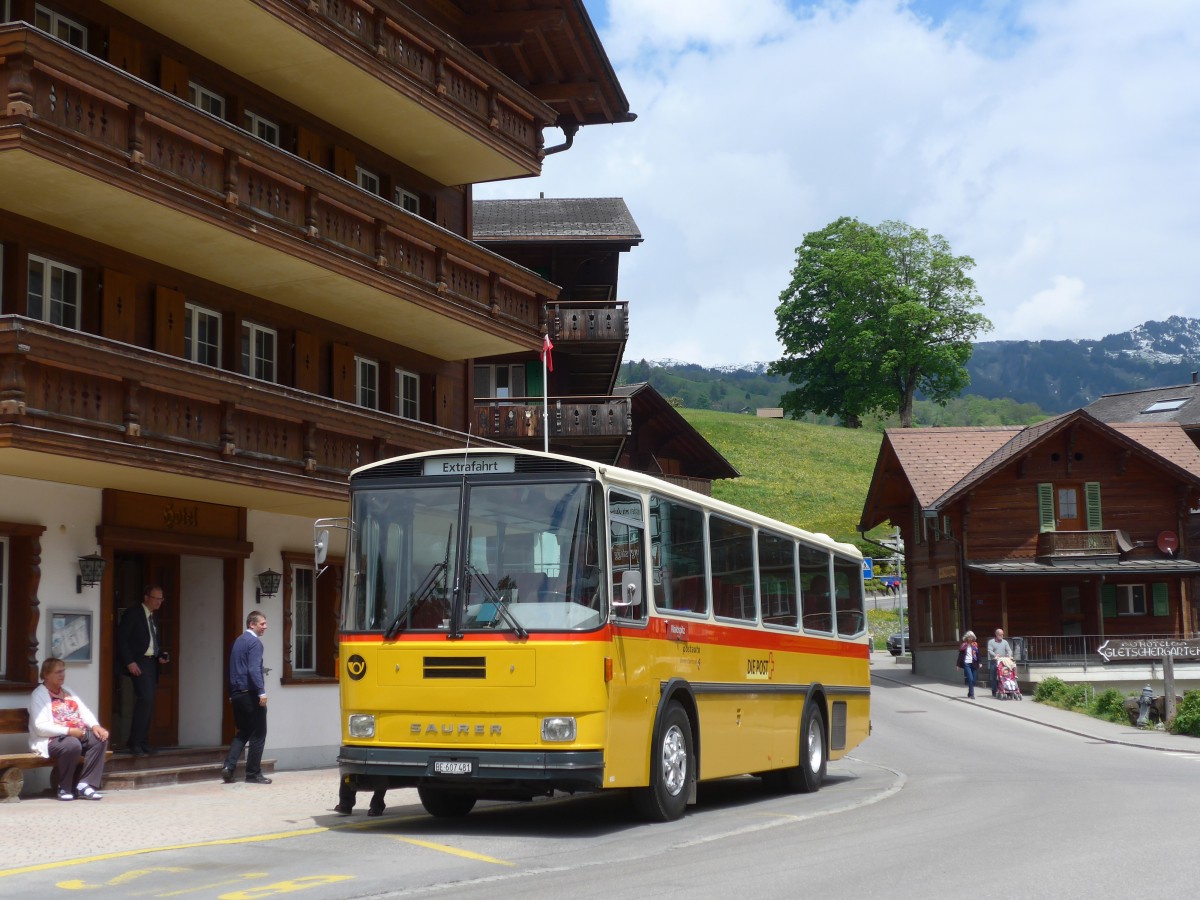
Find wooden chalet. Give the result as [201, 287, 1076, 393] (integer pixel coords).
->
[471, 196, 640, 462]
[0, 0, 631, 777]
[860, 410, 1200, 684]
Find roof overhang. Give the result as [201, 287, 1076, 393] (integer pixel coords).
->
[967, 559, 1200, 577]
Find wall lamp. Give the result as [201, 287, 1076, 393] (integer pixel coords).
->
[255, 568, 282, 601]
[77, 553, 107, 593]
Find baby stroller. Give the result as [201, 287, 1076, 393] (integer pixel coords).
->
[995, 656, 1022, 700]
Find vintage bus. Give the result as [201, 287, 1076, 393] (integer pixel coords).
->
[319, 448, 870, 822]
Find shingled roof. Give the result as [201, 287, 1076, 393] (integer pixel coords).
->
[1086, 380, 1200, 428]
[473, 198, 642, 244]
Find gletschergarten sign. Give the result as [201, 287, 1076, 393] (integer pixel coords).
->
[1097, 638, 1200, 662]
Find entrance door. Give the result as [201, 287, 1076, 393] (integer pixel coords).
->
[112, 552, 180, 749]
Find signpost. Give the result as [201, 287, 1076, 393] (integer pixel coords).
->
[862, 557, 873, 580]
[1096, 638, 1200, 662]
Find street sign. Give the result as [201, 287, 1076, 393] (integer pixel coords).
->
[1097, 638, 1200, 662]
[862, 557, 873, 580]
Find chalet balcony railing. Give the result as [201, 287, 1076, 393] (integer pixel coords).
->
[1036, 530, 1120, 560]
[472, 396, 632, 441]
[0, 318, 496, 499]
[550, 301, 629, 344]
[1014, 633, 1200, 672]
[0, 25, 548, 340]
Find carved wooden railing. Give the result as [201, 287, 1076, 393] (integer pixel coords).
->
[550, 301, 629, 343]
[0, 318, 500, 498]
[472, 395, 632, 440]
[0, 25, 549, 339]
[287, 0, 550, 156]
[1037, 530, 1120, 559]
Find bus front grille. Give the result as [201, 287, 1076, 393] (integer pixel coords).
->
[424, 656, 486, 679]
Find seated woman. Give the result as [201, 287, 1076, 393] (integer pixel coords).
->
[29, 657, 110, 801]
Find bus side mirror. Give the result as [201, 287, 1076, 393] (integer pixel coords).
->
[314, 529, 330, 566]
[614, 570, 642, 610]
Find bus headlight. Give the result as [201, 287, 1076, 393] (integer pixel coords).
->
[348, 714, 375, 738]
[541, 716, 576, 742]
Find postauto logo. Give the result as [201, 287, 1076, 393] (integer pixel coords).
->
[346, 654, 367, 680]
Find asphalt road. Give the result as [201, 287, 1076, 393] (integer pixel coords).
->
[10, 670, 1200, 899]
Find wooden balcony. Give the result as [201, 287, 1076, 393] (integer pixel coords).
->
[1036, 530, 1121, 562]
[472, 395, 631, 463]
[101, 0, 555, 184]
[549, 301, 628, 396]
[0, 25, 550, 360]
[0, 318, 497, 517]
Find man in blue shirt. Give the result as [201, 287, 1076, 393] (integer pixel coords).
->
[221, 611, 271, 784]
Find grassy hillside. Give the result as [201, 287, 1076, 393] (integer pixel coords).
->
[678, 409, 885, 552]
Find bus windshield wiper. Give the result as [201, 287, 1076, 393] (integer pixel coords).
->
[465, 565, 528, 639]
[383, 561, 446, 640]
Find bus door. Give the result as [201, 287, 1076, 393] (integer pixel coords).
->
[605, 489, 653, 787]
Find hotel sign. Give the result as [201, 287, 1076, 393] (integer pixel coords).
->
[1097, 638, 1200, 662]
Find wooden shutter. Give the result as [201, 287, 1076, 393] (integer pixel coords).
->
[1101, 584, 1116, 619]
[159, 55, 189, 100]
[1084, 482, 1102, 531]
[432, 373, 452, 427]
[293, 329, 319, 394]
[107, 28, 142, 77]
[101, 269, 137, 344]
[333, 146, 356, 182]
[330, 342, 355, 403]
[296, 126, 324, 167]
[154, 286, 186, 356]
[1152, 583, 1169, 617]
[1037, 483, 1055, 533]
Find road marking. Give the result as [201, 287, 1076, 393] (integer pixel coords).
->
[394, 837, 516, 867]
[218, 875, 354, 898]
[56, 867, 190, 890]
[156, 872, 270, 897]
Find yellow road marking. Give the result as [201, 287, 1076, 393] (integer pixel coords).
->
[394, 837, 515, 867]
[56, 867, 190, 890]
[155, 872, 269, 897]
[0, 823, 377, 880]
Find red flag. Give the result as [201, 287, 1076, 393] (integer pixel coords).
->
[541, 333, 554, 372]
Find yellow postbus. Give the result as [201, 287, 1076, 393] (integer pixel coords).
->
[320, 448, 870, 822]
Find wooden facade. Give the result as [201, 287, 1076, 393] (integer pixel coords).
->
[860, 411, 1200, 677]
[0, 0, 632, 767]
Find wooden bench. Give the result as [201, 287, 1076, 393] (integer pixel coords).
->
[0, 707, 46, 802]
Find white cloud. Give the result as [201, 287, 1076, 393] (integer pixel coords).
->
[478, 0, 1200, 366]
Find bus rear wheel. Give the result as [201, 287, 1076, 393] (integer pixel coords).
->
[764, 701, 826, 794]
[633, 701, 692, 822]
[418, 786, 477, 818]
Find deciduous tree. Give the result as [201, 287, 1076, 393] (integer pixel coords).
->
[771, 217, 991, 427]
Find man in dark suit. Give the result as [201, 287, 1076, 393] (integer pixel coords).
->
[116, 585, 169, 756]
[222, 610, 271, 784]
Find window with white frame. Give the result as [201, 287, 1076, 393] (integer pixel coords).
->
[291, 565, 316, 673]
[188, 82, 225, 119]
[0, 537, 8, 675]
[240, 322, 277, 382]
[356, 356, 379, 409]
[35, 4, 86, 49]
[356, 166, 381, 196]
[395, 188, 420, 214]
[28, 255, 81, 330]
[184, 303, 222, 367]
[474, 363, 525, 401]
[1116, 584, 1146, 616]
[395, 368, 419, 419]
[244, 111, 280, 146]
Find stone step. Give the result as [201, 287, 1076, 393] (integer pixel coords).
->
[103, 746, 275, 791]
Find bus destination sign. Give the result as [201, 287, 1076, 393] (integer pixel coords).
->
[423, 456, 516, 476]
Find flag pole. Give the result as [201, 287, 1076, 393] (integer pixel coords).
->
[542, 336, 549, 453]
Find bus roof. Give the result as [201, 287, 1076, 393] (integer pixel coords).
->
[351, 447, 861, 560]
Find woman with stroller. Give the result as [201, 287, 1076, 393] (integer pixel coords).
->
[956, 631, 982, 699]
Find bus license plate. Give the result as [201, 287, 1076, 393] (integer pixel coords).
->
[434, 760, 473, 775]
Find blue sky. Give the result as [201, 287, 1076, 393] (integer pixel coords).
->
[477, 1, 1200, 367]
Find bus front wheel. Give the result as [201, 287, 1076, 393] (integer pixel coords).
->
[418, 786, 477, 818]
[633, 701, 693, 822]
[765, 701, 826, 794]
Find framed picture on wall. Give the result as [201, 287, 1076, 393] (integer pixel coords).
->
[49, 610, 93, 663]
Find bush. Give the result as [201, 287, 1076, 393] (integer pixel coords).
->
[1170, 691, 1200, 736]
[1060, 682, 1090, 709]
[1089, 689, 1129, 724]
[1034, 676, 1067, 704]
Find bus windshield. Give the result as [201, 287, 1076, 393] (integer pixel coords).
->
[346, 479, 605, 635]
